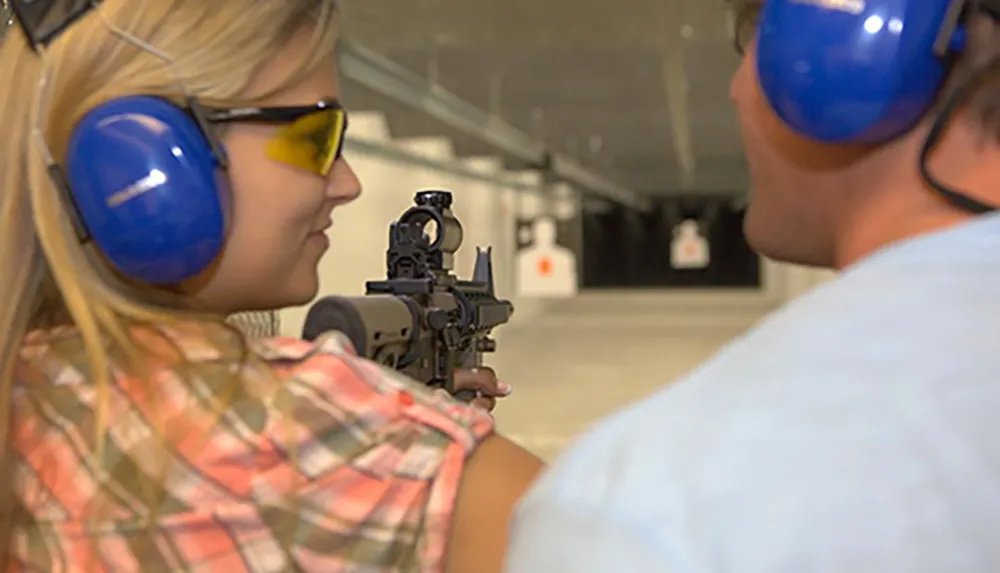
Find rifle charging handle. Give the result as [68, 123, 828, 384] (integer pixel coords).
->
[427, 308, 452, 331]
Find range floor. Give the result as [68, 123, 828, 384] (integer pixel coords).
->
[489, 290, 771, 461]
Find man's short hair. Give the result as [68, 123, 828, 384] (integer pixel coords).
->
[952, 10, 1000, 139]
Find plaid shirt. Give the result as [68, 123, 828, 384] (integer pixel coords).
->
[10, 325, 494, 572]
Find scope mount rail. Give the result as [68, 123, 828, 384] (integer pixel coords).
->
[339, 40, 651, 213]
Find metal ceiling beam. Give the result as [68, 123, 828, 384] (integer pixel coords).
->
[339, 40, 651, 212]
[339, 0, 735, 49]
[653, 0, 697, 189]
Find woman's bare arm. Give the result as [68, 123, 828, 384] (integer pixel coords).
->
[445, 435, 546, 573]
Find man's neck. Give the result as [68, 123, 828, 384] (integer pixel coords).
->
[832, 130, 1000, 270]
[833, 192, 973, 270]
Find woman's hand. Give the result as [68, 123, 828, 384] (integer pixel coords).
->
[449, 367, 512, 412]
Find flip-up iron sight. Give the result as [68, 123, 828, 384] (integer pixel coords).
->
[302, 190, 515, 400]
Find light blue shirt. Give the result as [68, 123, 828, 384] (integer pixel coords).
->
[505, 215, 1000, 573]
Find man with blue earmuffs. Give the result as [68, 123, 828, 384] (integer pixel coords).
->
[505, 1, 1000, 571]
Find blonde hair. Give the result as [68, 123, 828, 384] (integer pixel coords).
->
[0, 0, 339, 562]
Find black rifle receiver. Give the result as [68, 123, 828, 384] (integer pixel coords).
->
[302, 190, 515, 400]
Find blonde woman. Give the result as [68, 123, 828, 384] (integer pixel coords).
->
[0, 0, 543, 571]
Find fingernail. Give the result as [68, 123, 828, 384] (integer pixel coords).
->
[498, 381, 513, 396]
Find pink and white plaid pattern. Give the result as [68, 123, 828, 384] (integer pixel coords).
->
[9, 325, 494, 572]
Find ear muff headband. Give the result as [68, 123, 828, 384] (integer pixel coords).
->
[756, 0, 967, 144]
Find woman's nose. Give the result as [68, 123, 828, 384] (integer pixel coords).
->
[327, 158, 362, 204]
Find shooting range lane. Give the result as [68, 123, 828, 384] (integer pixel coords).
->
[276, 100, 832, 465]
[488, 289, 766, 461]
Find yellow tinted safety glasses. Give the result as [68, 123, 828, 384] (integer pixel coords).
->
[206, 99, 348, 177]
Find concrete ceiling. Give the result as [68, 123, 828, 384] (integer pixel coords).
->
[337, 0, 748, 198]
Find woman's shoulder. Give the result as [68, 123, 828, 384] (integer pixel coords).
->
[14, 323, 496, 570]
[255, 330, 497, 449]
[19, 323, 494, 447]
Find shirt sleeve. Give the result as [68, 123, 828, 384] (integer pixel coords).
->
[242, 332, 496, 571]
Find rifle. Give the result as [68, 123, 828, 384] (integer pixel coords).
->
[302, 190, 515, 401]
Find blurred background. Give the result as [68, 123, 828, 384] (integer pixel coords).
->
[235, 0, 836, 461]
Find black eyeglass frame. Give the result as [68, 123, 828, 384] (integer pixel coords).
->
[200, 99, 349, 172]
[203, 99, 346, 125]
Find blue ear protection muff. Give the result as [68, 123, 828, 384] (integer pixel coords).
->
[756, 0, 970, 144]
[62, 96, 231, 285]
[9, 0, 231, 286]
[754, 0, 1000, 214]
